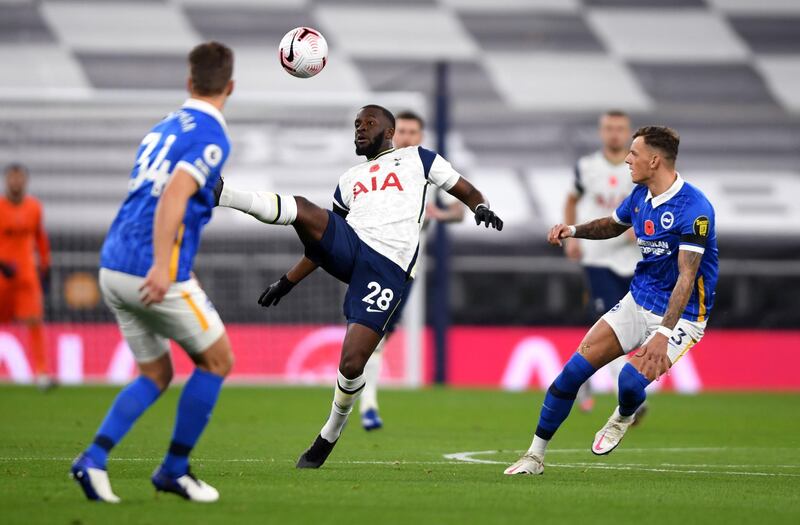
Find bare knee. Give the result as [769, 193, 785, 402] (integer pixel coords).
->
[199, 350, 234, 377]
[138, 356, 174, 391]
[338, 353, 366, 379]
[193, 334, 234, 377]
[577, 319, 624, 368]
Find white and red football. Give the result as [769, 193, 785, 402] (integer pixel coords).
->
[278, 27, 328, 78]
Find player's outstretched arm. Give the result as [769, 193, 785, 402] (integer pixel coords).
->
[636, 249, 703, 380]
[446, 177, 503, 230]
[258, 256, 319, 308]
[547, 217, 629, 247]
[140, 170, 197, 306]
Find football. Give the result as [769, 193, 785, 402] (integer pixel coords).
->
[278, 27, 328, 78]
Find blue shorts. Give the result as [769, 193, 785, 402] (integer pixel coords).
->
[384, 279, 414, 335]
[304, 211, 412, 335]
[583, 266, 632, 319]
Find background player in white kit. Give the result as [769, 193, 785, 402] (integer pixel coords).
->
[358, 110, 465, 431]
[564, 111, 642, 414]
[216, 105, 502, 468]
[71, 42, 235, 503]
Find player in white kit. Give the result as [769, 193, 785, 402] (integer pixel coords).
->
[358, 110, 465, 431]
[564, 111, 642, 414]
[215, 105, 502, 468]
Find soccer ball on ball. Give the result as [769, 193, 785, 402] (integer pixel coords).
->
[278, 27, 328, 78]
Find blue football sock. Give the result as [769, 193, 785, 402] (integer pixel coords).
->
[85, 376, 161, 468]
[618, 363, 651, 417]
[535, 353, 596, 440]
[162, 368, 224, 476]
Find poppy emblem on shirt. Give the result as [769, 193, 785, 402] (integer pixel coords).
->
[644, 219, 655, 236]
[609, 175, 617, 187]
[369, 164, 380, 173]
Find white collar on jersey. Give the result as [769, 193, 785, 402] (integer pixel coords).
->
[182, 98, 228, 131]
[646, 172, 684, 209]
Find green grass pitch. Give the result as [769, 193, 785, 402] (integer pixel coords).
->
[1, 385, 798, 525]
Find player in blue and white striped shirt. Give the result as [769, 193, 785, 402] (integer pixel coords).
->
[506, 126, 719, 476]
[71, 42, 235, 502]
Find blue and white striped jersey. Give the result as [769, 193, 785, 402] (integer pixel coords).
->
[100, 99, 230, 282]
[613, 175, 718, 322]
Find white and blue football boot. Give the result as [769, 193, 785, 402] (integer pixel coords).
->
[151, 466, 219, 502]
[361, 408, 383, 431]
[70, 453, 121, 503]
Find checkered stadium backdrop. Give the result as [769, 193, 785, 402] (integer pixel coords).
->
[1, 0, 800, 386]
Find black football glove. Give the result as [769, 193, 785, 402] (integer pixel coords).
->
[0, 261, 16, 279]
[258, 275, 296, 307]
[213, 176, 225, 207]
[474, 204, 503, 231]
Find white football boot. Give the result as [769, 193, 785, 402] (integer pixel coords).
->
[592, 406, 635, 455]
[503, 452, 544, 475]
[70, 453, 121, 503]
[152, 467, 220, 502]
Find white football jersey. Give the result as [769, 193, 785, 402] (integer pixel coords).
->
[333, 146, 460, 276]
[574, 151, 641, 276]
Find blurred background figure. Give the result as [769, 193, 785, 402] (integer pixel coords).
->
[563, 112, 641, 414]
[0, 163, 53, 390]
[359, 110, 465, 431]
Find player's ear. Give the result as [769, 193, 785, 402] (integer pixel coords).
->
[650, 154, 660, 170]
[226, 80, 235, 97]
[385, 127, 395, 140]
[186, 77, 193, 95]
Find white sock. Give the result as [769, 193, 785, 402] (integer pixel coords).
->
[612, 406, 635, 423]
[527, 435, 549, 459]
[219, 186, 297, 225]
[320, 371, 365, 443]
[360, 341, 384, 414]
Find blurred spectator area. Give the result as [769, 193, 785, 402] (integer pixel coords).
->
[1, 0, 800, 327]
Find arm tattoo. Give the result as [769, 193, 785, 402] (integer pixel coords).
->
[661, 250, 703, 330]
[574, 217, 630, 240]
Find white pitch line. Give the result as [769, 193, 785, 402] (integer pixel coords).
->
[0, 457, 466, 466]
[443, 449, 800, 477]
[548, 463, 800, 478]
[3, 451, 800, 478]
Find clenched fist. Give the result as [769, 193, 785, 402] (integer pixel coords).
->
[547, 224, 575, 247]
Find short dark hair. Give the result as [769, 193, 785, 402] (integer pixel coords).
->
[188, 41, 234, 97]
[603, 109, 629, 119]
[633, 125, 680, 163]
[4, 163, 28, 176]
[361, 104, 395, 128]
[395, 110, 424, 129]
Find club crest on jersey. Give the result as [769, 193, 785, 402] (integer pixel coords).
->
[353, 172, 404, 200]
[203, 144, 223, 167]
[693, 216, 709, 237]
[644, 219, 655, 236]
[660, 211, 674, 229]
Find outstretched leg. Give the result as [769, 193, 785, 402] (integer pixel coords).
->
[297, 323, 382, 468]
[218, 185, 329, 244]
[505, 319, 623, 475]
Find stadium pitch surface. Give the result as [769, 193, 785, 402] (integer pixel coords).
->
[1, 385, 798, 524]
